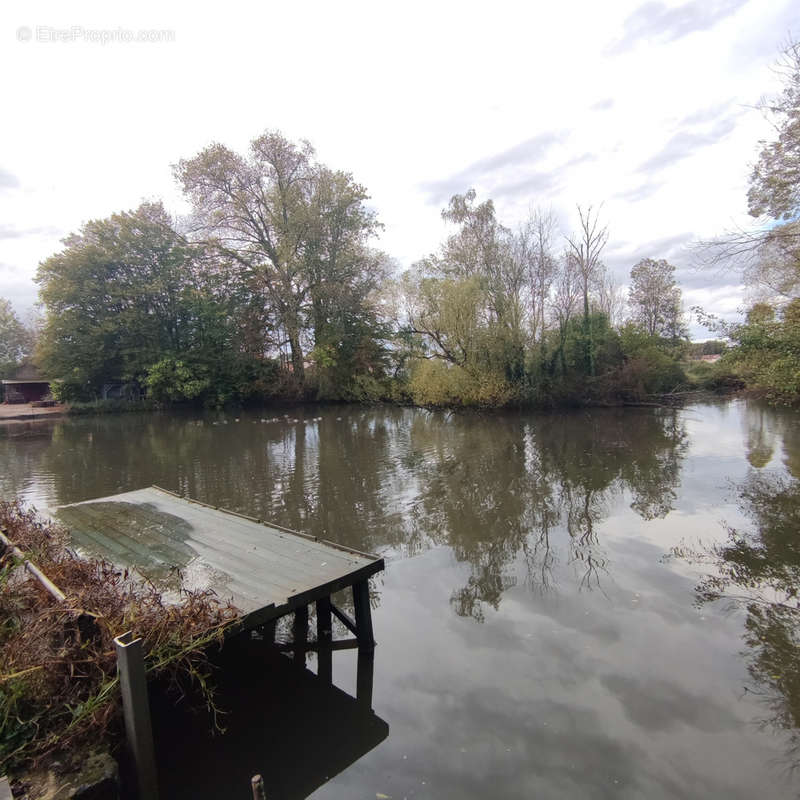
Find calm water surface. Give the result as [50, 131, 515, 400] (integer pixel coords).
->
[2, 399, 800, 799]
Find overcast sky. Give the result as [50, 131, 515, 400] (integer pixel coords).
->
[1, 0, 797, 338]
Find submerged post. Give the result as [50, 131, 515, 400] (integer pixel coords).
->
[251, 774, 267, 799]
[352, 580, 375, 649]
[356, 646, 374, 709]
[293, 604, 308, 666]
[316, 596, 333, 684]
[114, 631, 159, 800]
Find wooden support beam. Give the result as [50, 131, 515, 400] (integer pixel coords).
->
[114, 632, 159, 800]
[353, 580, 375, 649]
[292, 605, 308, 666]
[275, 638, 359, 653]
[316, 596, 333, 685]
[330, 602, 358, 636]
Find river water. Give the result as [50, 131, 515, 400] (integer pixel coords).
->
[2, 399, 799, 798]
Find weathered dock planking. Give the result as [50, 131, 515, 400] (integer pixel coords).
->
[30, 487, 385, 800]
[54, 485, 384, 641]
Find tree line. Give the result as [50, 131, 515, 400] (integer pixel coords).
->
[400, 192, 686, 406]
[6, 37, 800, 408]
[31, 134, 394, 405]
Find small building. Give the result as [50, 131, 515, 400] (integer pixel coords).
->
[1, 361, 53, 403]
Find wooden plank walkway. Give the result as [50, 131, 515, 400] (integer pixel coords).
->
[54, 486, 384, 635]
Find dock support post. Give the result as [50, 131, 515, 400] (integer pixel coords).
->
[251, 774, 267, 800]
[316, 596, 333, 684]
[293, 605, 308, 666]
[114, 631, 159, 800]
[356, 647, 374, 709]
[352, 580, 375, 649]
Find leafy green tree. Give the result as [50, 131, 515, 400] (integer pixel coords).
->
[144, 357, 210, 403]
[740, 40, 800, 303]
[628, 257, 686, 340]
[694, 41, 800, 403]
[700, 299, 800, 404]
[35, 201, 270, 405]
[0, 298, 31, 379]
[36, 202, 198, 398]
[748, 41, 800, 221]
[174, 130, 382, 390]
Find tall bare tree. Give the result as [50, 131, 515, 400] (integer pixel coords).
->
[516, 208, 558, 362]
[550, 251, 582, 374]
[566, 205, 609, 375]
[594, 268, 626, 327]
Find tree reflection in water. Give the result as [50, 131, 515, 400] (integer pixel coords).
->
[404, 408, 689, 621]
[0, 406, 690, 624]
[673, 469, 800, 772]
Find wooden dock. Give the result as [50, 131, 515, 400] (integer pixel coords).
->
[5, 486, 386, 800]
[54, 486, 384, 644]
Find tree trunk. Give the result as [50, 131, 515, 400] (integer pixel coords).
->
[583, 289, 594, 377]
[287, 325, 305, 384]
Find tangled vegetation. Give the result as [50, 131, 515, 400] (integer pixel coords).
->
[0, 500, 238, 776]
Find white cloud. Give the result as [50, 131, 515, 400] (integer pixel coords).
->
[0, 0, 795, 333]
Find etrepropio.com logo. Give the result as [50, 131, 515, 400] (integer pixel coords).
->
[16, 25, 176, 44]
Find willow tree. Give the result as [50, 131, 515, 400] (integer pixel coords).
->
[410, 190, 526, 378]
[174, 130, 381, 386]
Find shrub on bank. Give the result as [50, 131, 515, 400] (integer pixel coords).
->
[66, 398, 160, 415]
[408, 360, 516, 407]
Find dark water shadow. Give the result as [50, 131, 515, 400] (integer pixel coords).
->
[150, 637, 388, 799]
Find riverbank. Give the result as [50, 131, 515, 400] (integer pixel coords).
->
[0, 404, 67, 422]
[0, 379, 742, 425]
